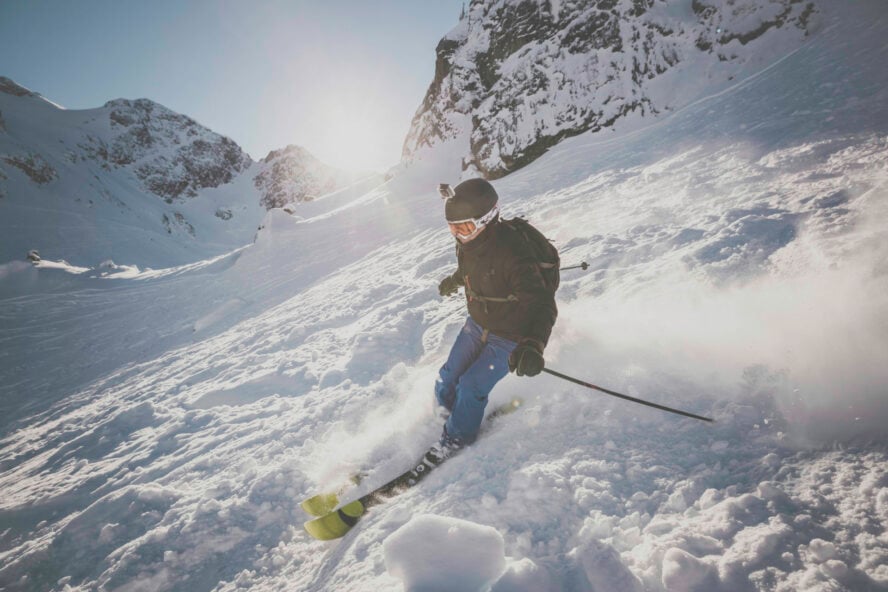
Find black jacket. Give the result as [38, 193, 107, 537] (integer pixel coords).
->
[447, 220, 557, 347]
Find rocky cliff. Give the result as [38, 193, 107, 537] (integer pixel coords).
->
[403, 0, 818, 178]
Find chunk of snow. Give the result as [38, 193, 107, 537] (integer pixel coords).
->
[136, 485, 177, 503]
[820, 559, 848, 579]
[492, 558, 556, 592]
[661, 547, 716, 592]
[875, 488, 888, 520]
[573, 540, 643, 592]
[98, 523, 119, 544]
[663, 489, 689, 512]
[698, 488, 723, 510]
[756, 481, 786, 500]
[384, 514, 505, 592]
[808, 538, 838, 562]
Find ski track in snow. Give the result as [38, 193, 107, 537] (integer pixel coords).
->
[2, 2, 888, 591]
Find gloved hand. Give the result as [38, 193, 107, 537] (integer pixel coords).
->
[438, 275, 461, 297]
[509, 340, 545, 377]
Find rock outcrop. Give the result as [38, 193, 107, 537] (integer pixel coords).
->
[403, 0, 818, 178]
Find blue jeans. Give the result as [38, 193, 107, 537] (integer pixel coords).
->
[435, 317, 517, 443]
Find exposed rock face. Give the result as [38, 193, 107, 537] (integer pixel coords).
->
[2, 153, 57, 184]
[79, 98, 253, 202]
[403, 0, 818, 178]
[0, 76, 41, 99]
[253, 145, 358, 209]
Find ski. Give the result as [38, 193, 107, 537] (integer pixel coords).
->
[302, 397, 523, 540]
[300, 472, 364, 517]
[303, 445, 444, 540]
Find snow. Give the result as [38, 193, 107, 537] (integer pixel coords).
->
[383, 514, 505, 591]
[1, 0, 888, 591]
[661, 547, 716, 591]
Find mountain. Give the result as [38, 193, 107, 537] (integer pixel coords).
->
[403, 0, 818, 178]
[253, 145, 366, 210]
[0, 78, 375, 267]
[96, 98, 253, 202]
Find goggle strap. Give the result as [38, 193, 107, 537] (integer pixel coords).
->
[448, 205, 499, 227]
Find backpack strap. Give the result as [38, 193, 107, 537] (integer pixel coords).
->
[464, 276, 519, 314]
[465, 287, 519, 304]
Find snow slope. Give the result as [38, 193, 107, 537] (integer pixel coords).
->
[1, 1, 887, 591]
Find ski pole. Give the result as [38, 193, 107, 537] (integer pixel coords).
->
[560, 261, 589, 271]
[541, 367, 715, 423]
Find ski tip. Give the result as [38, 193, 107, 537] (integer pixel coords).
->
[300, 492, 340, 517]
[304, 500, 365, 541]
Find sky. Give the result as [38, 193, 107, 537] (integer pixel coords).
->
[0, 0, 466, 172]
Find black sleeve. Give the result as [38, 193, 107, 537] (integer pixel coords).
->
[506, 250, 558, 348]
[451, 243, 465, 286]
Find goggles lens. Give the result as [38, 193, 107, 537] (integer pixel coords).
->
[446, 206, 499, 241]
[448, 221, 477, 237]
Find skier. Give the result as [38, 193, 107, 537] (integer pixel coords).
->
[433, 178, 558, 458]
[303, 180, 711, 542]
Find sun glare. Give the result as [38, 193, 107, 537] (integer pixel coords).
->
[323, 115, 383, 172]
[311, 95, 398, 173]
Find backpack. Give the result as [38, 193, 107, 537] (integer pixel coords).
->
[501, 217, 560, 294]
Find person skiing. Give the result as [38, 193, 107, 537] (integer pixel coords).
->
[433, 178, 558, 458]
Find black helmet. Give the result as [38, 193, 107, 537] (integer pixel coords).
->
[443, 178, 498, 222]
[439, 178, 500, 242]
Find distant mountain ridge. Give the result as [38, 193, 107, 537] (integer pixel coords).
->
[403, 0, 819, 178]
[0, 77, 371, 266]
[254, 145, 364, 210]
[86, 97, 253, 202]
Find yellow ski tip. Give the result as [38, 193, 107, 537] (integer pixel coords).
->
[301, 492, 340, 517]
[304, 500, 365, 541]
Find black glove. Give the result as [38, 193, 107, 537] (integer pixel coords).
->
[438, 275, 460, 297]
[509, 340, 545, 377]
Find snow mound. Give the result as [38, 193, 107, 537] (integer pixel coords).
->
[384, 514, 506, 591]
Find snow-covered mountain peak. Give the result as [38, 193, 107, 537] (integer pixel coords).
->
[0, 76, 41, 99]
[0, 76, 36, 98]
[253, 143, 369, 209]
[0, 75, 64, 110]
[0, 81, 375, 267]
[102, 97, 197, 127]
[261, 144, 315, 163]
[71, 97, 252, 202]
[404, 0, 819, 178]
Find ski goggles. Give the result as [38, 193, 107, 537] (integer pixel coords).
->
[447, 205, 499, 241]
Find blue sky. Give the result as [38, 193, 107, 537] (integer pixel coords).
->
[0, 0, 466, 171]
